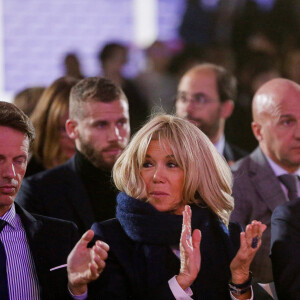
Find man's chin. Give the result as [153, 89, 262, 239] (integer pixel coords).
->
[80, 145, 121, 170]
[0, 195, 15, 207]
[186, 118, 203, 129]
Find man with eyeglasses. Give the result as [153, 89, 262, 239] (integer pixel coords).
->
[175, 63, 247, 165]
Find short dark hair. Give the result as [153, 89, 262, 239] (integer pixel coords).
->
[186, 63, 237, 102]
[0, 101, 35, 148]
[69, 77, 127, 119]
[98, 43, 127, 64]
[213, 64, 237, 102]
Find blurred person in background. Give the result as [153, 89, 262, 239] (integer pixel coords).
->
[13, 86, 45, 118]
[282, 47, 300, 84]
[175, 63, 247, 165]
[98, 42, 149, 133]
[203, 43, 236, 75]
[178, 0, 214, 47]
[167, 45, 205, 81]
[135, 40, 177, 114]
[26, 76, 78, 176]
[64, 52, 84, 80]
[227, 51, 281, 153]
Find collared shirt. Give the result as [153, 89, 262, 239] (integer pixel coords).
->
[0, 204, 40, 300]
[266, 156, 300, 198]
[214, 135, 226, 156]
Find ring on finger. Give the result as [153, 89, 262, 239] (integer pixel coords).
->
[251, 236, 259, 248]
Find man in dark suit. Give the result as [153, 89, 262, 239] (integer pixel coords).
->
[175, 63, 247, 165]
[271, 198, 300, 299]
[230, 78, 300, 283]
[0, 101, 79, 299]
[16, 77, 131, 235]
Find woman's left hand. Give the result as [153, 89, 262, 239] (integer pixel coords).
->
[230, 220, 267, 284]
[176, 205, 201, 290]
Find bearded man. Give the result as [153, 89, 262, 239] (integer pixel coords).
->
[17, 77, 130, 235]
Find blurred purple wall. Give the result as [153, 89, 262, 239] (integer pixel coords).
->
[4, 0, 184, 92]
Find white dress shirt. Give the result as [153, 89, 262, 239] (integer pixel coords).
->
[214, 134, 226, 156]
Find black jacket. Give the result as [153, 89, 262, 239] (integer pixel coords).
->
[15, 203, 78, 299]
[16, 154, 117, 236]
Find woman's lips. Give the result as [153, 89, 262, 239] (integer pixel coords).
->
[150, 191, 169, 197]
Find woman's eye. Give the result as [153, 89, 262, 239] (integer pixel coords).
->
[142, 162, 152, 168]
[167, 162, 178, 168]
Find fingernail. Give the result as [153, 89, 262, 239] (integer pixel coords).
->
[251, 236, 258, 248]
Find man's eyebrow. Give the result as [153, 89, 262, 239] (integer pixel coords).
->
[93, 120, 108, 124]
[0, 154, 27, 160]
[279, 114, 294, 118]
[178, 91, 207, 97]
[117, 117, 128, 121]
[278, 114, 295, 120]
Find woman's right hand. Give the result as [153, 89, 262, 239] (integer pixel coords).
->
[177, 205, 201, 290]
[67, 230, 109, 295]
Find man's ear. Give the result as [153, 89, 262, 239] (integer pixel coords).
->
[221, 100, 234, 119]
[251, 121, 263, 142]
[66, 119, 78, 140]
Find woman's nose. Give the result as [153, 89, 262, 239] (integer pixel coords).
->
[152, 166, 165, 183]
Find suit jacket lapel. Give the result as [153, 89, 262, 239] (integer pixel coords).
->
[249, 148, 288, 212]
[15, 203, 43, 247]
[223, 141, 234, 162]
[15, 203, 77, 300]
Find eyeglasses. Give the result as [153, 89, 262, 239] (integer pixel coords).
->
[176, 92, 218, 107]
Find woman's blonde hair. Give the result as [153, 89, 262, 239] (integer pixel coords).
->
[113, 114, 234, 226]
[30, 76, 78, 169]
